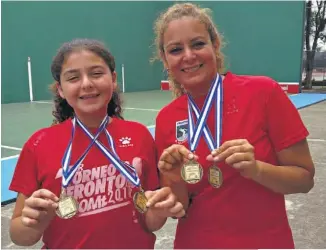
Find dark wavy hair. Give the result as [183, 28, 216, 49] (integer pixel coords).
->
[50, 38, 123, 124]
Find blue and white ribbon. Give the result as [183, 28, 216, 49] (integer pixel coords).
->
[61, 116, 109, 187]
[187, 74, 223, 152]
[76, 118, 140, 187]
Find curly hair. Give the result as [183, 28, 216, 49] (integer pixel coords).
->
[50, 38, 123, 124]
[152, 2, 225, 98]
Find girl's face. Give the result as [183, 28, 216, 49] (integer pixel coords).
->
[162, 17, 218, 96]
[58, 50, 116, 120]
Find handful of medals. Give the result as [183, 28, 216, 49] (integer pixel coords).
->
[181, 73, 223, 188]
[181, 159, 223, 188]
[56, 116, 148, 219]
[56, 187, 148, 219]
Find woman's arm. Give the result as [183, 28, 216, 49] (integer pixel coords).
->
[251, 139, 314, 194]
[10, 190, 58, 246]
[208, 138, 315, 195]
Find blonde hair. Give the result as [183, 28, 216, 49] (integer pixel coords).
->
[152, 2, 225, 98]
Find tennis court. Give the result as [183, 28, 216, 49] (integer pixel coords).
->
[1, 91, 326, 248]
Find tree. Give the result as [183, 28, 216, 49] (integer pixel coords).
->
[303, 0, 326, 89]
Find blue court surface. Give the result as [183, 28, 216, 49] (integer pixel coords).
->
[1, 157, 19, 203]
[2, 93, 326, 204]
[290, 93, 326, 109]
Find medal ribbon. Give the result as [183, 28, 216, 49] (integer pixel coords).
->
[188, 74, 223, 151]
[187, 74, 220, 152]
[76, 118, 140, 187]
[61, 115, 109, 187]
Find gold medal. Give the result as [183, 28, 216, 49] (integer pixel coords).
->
[56, 189, 79, 219]
[181, 159, 203, 184]
[208, 165, 223, 188]
[133, 187, 148, 214]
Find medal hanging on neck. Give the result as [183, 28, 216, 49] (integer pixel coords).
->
[181, 74, 219, 184]
[56, 116, 109, 219]
[208, 77, 223, 189]
[76, 118, 148, 214]
[183, 73, 224, 188]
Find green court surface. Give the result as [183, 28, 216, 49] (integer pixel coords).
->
[1, 90, 172, 157]
[1, 148, 19, 159]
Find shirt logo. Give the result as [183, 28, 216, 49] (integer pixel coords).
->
[118, 137, 133, 147]
[176, 119, 188, 143]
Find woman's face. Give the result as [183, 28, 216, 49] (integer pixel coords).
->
[162, 17, 218, 96]
[58, 50, 116, 119]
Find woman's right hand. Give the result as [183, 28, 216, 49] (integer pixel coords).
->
[158, 144, 198, 183]
[22, 189, 59, 231]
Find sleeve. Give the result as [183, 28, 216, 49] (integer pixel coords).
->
[266, 81, 309, 152]
[9, 140, 40, 197]
[142, 128, 160, 191]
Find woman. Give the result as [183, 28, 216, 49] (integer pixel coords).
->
[153, 3, 315, 249]
[9, 38, 185, 249]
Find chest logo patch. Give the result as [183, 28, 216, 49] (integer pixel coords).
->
[176, 119, 188, 143]
[119, 137, 133, 147]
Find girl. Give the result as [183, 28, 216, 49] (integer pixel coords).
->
[9, 38, 185, 249]
[153, 3, 315, 249]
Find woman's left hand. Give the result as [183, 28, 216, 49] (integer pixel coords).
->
[145, 187, 185, 219]
[206, 139, 260, 179]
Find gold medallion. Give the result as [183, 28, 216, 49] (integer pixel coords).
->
[133, 188, 148, 214]
[181, 160, 203, 184]
[56, 189, 79, 219]
[208, 165, 223, 188]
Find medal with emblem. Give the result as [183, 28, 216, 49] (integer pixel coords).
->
[56, 188, 79, 219]
[185, 74, 221, 185]
[181, 159, 203, 184]
[133, 186, 148, 214]
[208, 165, 223, 188]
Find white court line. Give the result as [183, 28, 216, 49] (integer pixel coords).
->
[32, 101, 52, 104]
[1, 154, 20, 161]
[124, 107, 160, 112]
[307, 138, 326, 142]
[1, 145, 22, 151]
[33, 101, 160, 112]
[1, 145, 21, 161]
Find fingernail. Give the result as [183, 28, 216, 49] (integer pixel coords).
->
[146, 202, 151, 207]
[188, 153, 194, 159]
[213, 156, 220, 162]
[52, 203, 58, 208]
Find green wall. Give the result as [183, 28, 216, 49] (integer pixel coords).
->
[2, 1, 304, 104]
[1, 1, 169, 103]
[199, 1, 305, 82]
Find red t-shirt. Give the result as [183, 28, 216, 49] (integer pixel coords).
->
[10, 118, 159, 249]
[155, 72, 308, 249]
